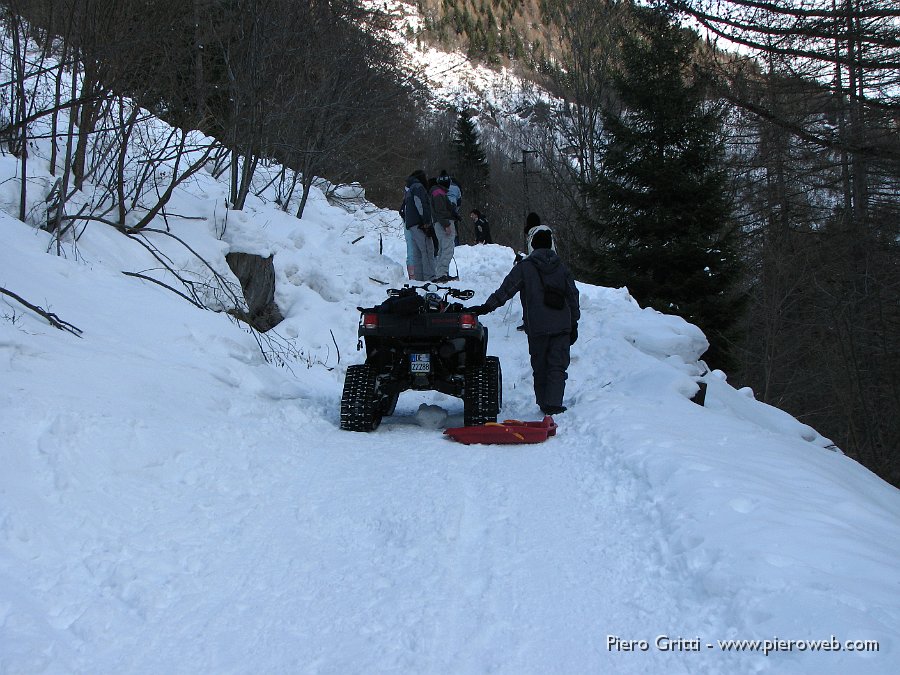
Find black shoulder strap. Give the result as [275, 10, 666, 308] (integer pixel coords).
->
[526, 258, 547, 290]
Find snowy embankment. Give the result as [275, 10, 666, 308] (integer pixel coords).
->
[1, 124, 899, 675]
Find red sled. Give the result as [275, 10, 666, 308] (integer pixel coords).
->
[444, 416, 558, 445]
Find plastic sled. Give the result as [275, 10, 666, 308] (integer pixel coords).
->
[444, 416, 558, 445]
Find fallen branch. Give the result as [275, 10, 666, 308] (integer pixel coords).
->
[330, 329, 341, 365]
[121, 271, 206, 309]
[0, 286, 83, 336]
[133, 228, 244, 308]
[122, 235, 204, 306]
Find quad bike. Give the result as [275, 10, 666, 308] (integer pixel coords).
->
[340, 282, 502, 431]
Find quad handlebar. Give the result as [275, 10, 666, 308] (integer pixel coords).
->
[386, 283, 475, 302]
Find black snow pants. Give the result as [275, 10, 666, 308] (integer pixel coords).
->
[527, 332, 571, 409]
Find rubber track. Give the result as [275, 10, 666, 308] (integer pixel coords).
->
[340, 364, 382, 431]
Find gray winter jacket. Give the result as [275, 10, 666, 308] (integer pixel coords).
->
[483, 248, 580, 335]
[401, 176, 431, 229]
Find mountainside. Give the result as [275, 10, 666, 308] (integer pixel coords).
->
[413, 0, 558, 70]
[2, 98, 900, 672]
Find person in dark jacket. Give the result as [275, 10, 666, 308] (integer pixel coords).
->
[524, 212, 541, 249]
[471, 227, 579, 415]
[400, 170, 435, 280]
[470, 209, 493, 244]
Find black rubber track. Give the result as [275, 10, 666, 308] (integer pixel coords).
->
[340, 364, 382, 431]
[463, 355, 502, 426]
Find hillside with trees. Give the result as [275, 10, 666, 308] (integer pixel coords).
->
[413, 0, 557, 73]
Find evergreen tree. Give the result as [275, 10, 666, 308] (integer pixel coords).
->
[452, 111, 490, 213]
[584, 5, 743, 368]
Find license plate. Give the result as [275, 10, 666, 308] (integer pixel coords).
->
[410, 353, 431, 373]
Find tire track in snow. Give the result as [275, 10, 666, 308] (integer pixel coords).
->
[292, 401, 711, 673]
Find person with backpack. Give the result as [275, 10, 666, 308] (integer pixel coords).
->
[470, 209, 493, 245]
[429, 177, 456, 282]
[471, 226, 579, 415]
[400, 170, 436, 281]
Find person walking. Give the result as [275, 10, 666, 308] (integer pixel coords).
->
[471, 226, 579, 415]
[400, 170, 436, 281]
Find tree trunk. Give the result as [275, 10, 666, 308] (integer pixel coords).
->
[116, 102, 140, 226]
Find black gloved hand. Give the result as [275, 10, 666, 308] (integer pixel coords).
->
[569, 326, 578, 345]
[470, 305, 489, 315]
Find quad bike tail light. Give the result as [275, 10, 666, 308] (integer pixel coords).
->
[459, 313, 477, 329]
[363, 313, 379, 329]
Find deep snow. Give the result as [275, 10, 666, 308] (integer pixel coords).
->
[2, 149, 899, 674]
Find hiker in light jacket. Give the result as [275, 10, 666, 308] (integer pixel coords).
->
[471, 227, 579, 415]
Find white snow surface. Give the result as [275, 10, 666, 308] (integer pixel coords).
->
[1, 116, 899, 675]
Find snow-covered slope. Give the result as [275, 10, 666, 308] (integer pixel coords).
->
[2, 132, 899, 674]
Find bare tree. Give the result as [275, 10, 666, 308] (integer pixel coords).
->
[513, 0, 626, 262]
[275, 1, 418, 218]
[2, 2, 32, 221]
[689, 0, 900, 483]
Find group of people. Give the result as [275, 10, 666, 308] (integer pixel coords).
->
[401, 171, 579, 415]
[400, 170, 493, 283]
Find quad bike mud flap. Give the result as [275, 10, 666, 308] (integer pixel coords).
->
[443, 416, 558, 445]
